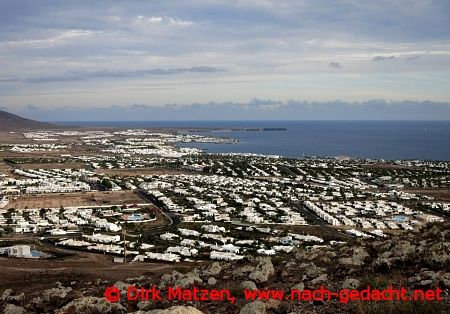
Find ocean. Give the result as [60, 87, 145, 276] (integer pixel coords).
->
[59, 121, 450, 161]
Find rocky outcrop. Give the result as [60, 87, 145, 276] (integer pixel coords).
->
[207, 277, 217, 286]
[41, 285, 72, 304]
[236, 265, 255, 276]
[203, 262, 222, 277]
[145, 306, 204, 314]
[248, 258, 274, 284]
[338, 246, 369, 267]
[1, 289, 13, 301]
[425, 242, 450, 267]
[56, 297, 127, 314]
[239, 301, 266, 314]
[305, 263, 326, 279]
[309, 274, 328, 288]
[114, 281, 129, 297]
[341, 278, 361, 290]
[159, 271, 202, 289]
[241, 281, 258, 290]
[3, 304, 27, 314]
[291, 282, 305, 291]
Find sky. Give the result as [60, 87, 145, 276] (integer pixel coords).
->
[1, 0, 450, 121]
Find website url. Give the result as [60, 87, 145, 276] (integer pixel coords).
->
[243, 286, 443, 304]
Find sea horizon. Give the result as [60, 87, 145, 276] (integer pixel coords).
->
[52, 120, 450, 161]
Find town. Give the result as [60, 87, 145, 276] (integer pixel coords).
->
[0, 128, 449, 265]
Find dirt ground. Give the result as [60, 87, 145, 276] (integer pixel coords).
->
[0, 162, 13, 176]
[96, 168, 193, 177]
[0, 246, 190, 297]
[0, 151, 76, 159]
[17, 163, 87, 170]
[0, 132, 31, 144]
[7, 191, 148, 209]
[403, 188, 450, 201]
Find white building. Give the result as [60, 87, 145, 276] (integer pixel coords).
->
[0, 196, 8, 208]
[7, 245, 34, 258]
[210, 251, 244, 261]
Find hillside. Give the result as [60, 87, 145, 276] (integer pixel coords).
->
[1, 221, 449, 313]
[0, 110, 59, 131]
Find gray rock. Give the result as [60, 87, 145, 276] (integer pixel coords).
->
[56, 297, 126, 314]
[291, 282, 305, 291]
[4, 304, 27, 314]
[306, 265, 326, 278]
[311, 274, 328, 286]
[373, 256, 392, 269]
[393, 240, 416, 261]
[42, 286, 72, 304]
[339, 246, 369, 267]
[420, 279, 433, 286]
[160, 273, 175, 288]
[31, 296, 44, 308]
[6, 293, 25, 303]
[239, 301, 267, 314]
[408, 275, 421, 284]
[342, 278, 360, 290]
[249, 257, 275, 284]
[235, 265, 255, 277]
[241, 281, 258, 290]
[146, 306, 204, 314]
[114, 281, 129, 297]
[204, 262, 222, 277]
[159, 271, 202, 289]
[285, 261, 296, 268]
[439, 273, 450, 288]
[295, 251, 306, 261]
[207, 277, 217, 286]
[425, 242, 450, 266]
[1, 289, 13, 301]
[137, 300, 154, 311]
[265, 299, 281, 311]
[177, 272, 202, 288]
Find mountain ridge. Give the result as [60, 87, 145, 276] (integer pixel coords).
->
[0, 110, 60, 131]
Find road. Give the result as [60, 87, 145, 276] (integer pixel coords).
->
[295, 203, 353, 239]
[136, 189, 181, 235]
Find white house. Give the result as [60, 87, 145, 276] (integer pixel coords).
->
[210, 251, 244, 261]
[7, 245, 34, 258]
[49, 229, 67, 235]
[0, 196, 8, 208]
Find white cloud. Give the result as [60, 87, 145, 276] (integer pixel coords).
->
[3, 29, 99, 48]
[134, 15, 194, 27]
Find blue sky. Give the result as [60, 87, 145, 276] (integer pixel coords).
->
[1, 0, 450, 120]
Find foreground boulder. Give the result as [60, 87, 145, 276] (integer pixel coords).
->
[1, 289, 13, 301]
[159, 271, 202, 289]
[203, 262, 222, 277]
[42, 286, 72, 304]
[241, 281, 258, 290]
[239, 301, 267, 314]
[249, 258, 274, 284]
[145, 306, 204, 314]
[338, 246, 369, 267]
[56, 297, 127, 314]
[4, 304, 27, 314]
[341, 278, 361, 290]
